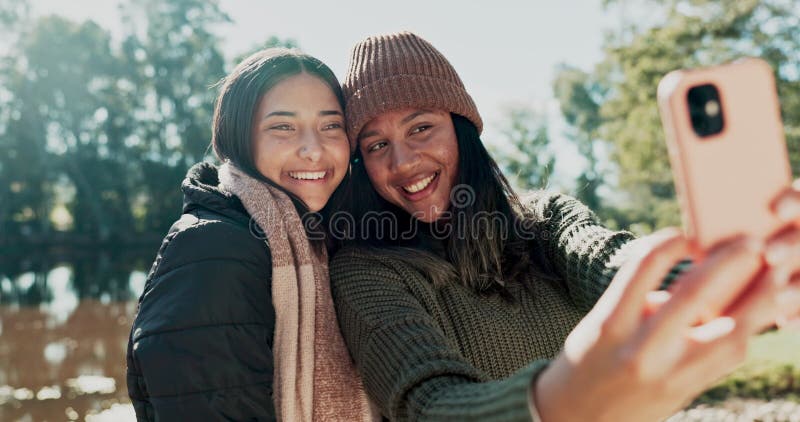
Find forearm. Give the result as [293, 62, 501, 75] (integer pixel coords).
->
[392, 360, 549, 422]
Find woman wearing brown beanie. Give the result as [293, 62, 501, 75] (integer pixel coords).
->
[329, 31, 800, 421]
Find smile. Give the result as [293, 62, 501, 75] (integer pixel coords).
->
[400, 171, 440, 195]
[288, 170, 328, 181]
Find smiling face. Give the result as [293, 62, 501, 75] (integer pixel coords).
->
[252, 73, 350, 212]
[358, 108, 459, 223]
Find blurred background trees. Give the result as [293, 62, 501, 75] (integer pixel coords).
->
[1, 0, 798, 245]
[0, 0, 296, 244]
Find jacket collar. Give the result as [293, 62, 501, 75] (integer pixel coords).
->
[181, 162, 250, 226]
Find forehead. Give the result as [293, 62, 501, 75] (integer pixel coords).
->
[363, 108, 419, 128]
[258, 73, 339, 110]
[361, 108, 447, 133]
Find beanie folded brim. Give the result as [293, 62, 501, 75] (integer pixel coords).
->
[345, 74, 483, 151]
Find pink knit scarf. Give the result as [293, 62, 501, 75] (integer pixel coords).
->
[219, 162, 376, 421]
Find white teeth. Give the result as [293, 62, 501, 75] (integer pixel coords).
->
[289, 171, 326, 180]
[402, 173, 436, 193]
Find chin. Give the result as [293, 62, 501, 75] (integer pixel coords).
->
[418, 213, 443, 224]
[305, 202, 326, 213]
[409, 203, 449, 223]
[301, 198, 330, 212]
[291, 190, 334, 213]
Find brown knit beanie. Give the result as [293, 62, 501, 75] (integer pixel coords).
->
[343, 31, 483, 151]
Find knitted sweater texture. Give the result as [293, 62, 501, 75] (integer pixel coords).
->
[330, 192, 686, 421]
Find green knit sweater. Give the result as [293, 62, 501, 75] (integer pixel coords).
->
[330, 192, 686, 421]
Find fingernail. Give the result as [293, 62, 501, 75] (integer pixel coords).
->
[692, 317, 736, 342]
[776, 198, 800, 221]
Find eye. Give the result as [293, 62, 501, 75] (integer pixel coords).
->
[410, 124, 432, 135]
[322, 122, 344, 131]
[269, 123, 294, 131]
[366, 140, 388, 153]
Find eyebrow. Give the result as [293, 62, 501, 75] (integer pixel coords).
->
[264, 111, 295, 119]
[358, 109, 433, 141]
[401, 109, 432, 124]
[263, 110, 343, 120]
[319, 110, 343, 117]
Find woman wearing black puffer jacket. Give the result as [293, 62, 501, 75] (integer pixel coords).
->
[126, 48, 376, 421]
[127, 161, 276, 420]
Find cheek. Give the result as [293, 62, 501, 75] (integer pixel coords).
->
[363, 161, 382, 183]
[447, 155, 459, 184]
[438, 144, 459, 179]
[363, 161, 394, 195]
[252, 136, 267, 165]
[253, 136, 287, 178]
[331, 142, 351, 173]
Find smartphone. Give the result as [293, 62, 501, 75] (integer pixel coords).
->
[657, 58, 792, 253]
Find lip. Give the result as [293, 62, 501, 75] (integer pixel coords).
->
[396, 171, 440, 202]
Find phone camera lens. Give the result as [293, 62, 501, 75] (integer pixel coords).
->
[704, 100, 720, 117]
[687, 84, 725, 138]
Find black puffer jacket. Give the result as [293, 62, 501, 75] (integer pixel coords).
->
[127, 162, 276, 421]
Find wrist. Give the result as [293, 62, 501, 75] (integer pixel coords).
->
[532, 357, 572, 422]
[528, 365, 547, 422]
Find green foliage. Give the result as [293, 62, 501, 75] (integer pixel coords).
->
[552, 64, 606, 212]
[117, 0, 230, 234]
[697, 328, 800, 403]
[491, 108, 555, 191]
[0, 0, 298, 243]
[0, 0, 28, 27]
[120, 0, 229, 165]
[233, 36, 300, 64]
[1, 16, 121, 237]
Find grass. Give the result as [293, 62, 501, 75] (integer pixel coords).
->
[695, 328, 800, 404]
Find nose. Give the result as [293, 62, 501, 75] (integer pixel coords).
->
[391, 141, 420, 174]
[298, 131, 323, 163]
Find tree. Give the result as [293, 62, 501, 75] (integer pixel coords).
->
[118, 0, 230, 233]
[1, 16, 137, 240]
[0, 0, 33, 238]
[552, 64, 607, 213]
[233, 35, 300, 64]
[0, 0, 28, 28]
[0, 0, 305, 243]
[492, 107, 555, 191]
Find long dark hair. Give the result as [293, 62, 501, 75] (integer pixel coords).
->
[211, 48, 350, 249]
[345, 114, 552, 294]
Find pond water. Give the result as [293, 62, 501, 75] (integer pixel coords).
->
[0, 247, 153, 421]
